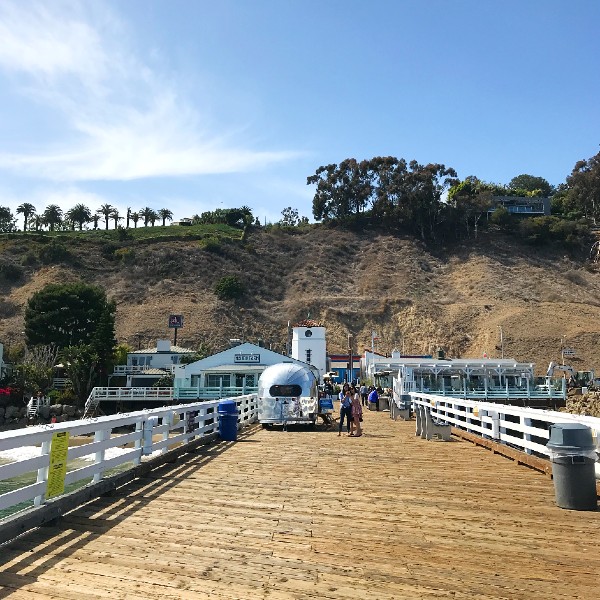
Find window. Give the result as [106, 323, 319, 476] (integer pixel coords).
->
[207, 374, 230, 387]
[305, 349, 312, 364]
[269, 385, 302, 397]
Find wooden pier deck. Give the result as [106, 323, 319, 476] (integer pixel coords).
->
[1, 411, 599, 599]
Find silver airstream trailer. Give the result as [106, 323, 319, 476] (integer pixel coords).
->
[258, 363, 318, 427]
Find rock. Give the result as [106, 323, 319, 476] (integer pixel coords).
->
[0, 406, 4, 417]
[63, 404, 77, 417]
[38, 405, 51, 420]
[5, 405, 19, 419]
[49, 404, 62, 416]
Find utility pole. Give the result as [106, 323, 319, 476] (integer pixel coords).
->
[348, 333, 353, 384]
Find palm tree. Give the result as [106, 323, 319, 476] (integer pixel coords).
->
[66, 204, 92, 231]
[126, 207, 131, 228]
[42, 205, 63, 231]
[96, 204, 115, 230]
[92, 214, 100, 230]
[16, 203, 36, 231]
[110, 209, 122, 229]
[140, 207, 157, 227]
[158, 208, 173, 226]
[131, 212, 140, 228]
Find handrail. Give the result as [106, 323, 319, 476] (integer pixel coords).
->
[1, 394, 258, 520]
[408, 392, 600, 459]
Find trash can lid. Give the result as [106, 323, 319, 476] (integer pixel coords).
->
[218, 400, 238, 414]
[546, 422, 595, 451]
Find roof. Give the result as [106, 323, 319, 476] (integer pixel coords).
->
[293, 319, 324, 328]
[131, 345, 196, 354]
[130, 368, 170, 376]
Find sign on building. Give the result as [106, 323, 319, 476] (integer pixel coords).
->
[234, 353, 260, 364]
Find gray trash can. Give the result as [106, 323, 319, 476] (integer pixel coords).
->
[546, 423, 598, 511]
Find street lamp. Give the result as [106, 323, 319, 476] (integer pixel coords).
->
[497, 326, 504, 359]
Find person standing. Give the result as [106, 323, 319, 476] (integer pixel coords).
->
[338, 389, 353, 436]
[350, 386, 363, 437]
[360, 383, 368, 406]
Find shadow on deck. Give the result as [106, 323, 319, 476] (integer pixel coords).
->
[1, 413, 599, 599]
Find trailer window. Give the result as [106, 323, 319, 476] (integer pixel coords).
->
[269, 384, 302, 397]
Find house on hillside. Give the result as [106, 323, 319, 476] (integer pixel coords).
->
[489, 196, 551, 217]
[111, 339, 197, 387]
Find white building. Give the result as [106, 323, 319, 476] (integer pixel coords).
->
[291, 320, 327, 381]
[174, 342, 317, 399]
[111, 339, 197, 387]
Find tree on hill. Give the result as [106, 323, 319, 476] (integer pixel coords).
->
[280, 207, 300, 226]
[66, 204, 92, 231]
[42, 204, 63, 231]
[16, 203, 36, 231]
[140, 207, 157, 226]
[158, 208, 173, 226]
[565, 149, 600, 224]
[508, 174, 554, 197]
[97, 204, 115, 230]
[131, 211, 140, 228]
[110, 209, 122, 229]
[0, 206, 17, 232]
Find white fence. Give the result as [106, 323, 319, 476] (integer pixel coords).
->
[0, 395, 257, 521]
[408, 392, 600, 460]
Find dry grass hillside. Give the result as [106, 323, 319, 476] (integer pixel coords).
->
[1, 226, 600, 376]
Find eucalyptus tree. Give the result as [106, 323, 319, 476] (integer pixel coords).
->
[565, 150, 600, 224]
[96, 204, 115, 230]
[66, 204, 92, 231]
[16, 203, 36, 231]
[158, 208, 173, 226]
[41, 204, 63, 231]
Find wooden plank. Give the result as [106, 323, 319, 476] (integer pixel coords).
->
[1, 413, 600, 599]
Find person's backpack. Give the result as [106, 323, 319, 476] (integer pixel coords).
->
[368, 389, 378, 403]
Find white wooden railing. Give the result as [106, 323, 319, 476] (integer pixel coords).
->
[83, 386, 261, 418]
[408, 392, 600, 459]
[111, 365, 178, 376]
[0, 394, 258, 520]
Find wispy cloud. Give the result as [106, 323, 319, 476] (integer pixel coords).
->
[0, 1, 299, 182]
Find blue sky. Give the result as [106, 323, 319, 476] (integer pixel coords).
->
[0, 0, 598, 226]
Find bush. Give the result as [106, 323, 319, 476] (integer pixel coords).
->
[0, 261, 24, 281]
[114, 247, 136, 265]
[215, 275, 245, 300]
[38, 241, 73, 264]
[21, 251, 38, 266]
[199, 237, 222, 253]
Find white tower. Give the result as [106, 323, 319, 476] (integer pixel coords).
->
[291, 321, 327, 381]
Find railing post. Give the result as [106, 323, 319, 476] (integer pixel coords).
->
[33, 439, 52, 507]
[133, 421, 143, 465]
[162, 412, 173, 454]
[93, 428, 110, 484]
[142, 417, 158, 456]
[522, 416, 532, 454]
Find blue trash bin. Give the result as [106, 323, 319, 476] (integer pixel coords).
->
[218, 400, 239, 441]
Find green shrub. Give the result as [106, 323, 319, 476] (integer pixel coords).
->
[215, 275, 245, 300]
[114, 247, 136, 265]
[38, 241, 73, 264]
[21, 251, 38, 266]
[100, 242, 120, 260]
[200, 237, 222, 253]
[0, 261, 24, 281]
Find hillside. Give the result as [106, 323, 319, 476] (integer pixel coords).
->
[2, 225, 600, 376]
